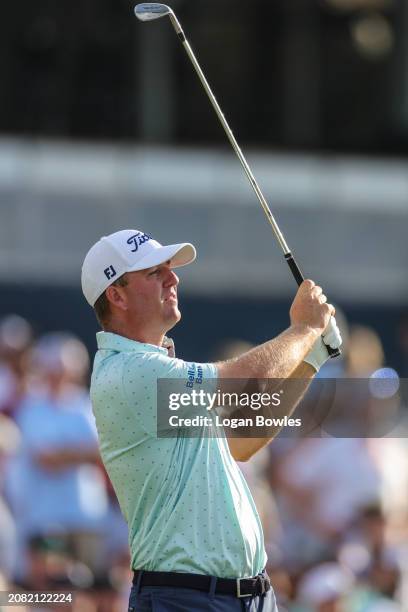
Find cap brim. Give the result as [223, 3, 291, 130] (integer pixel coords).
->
[127, 243, 196, 273]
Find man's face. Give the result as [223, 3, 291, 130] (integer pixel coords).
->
[122, 261, 181, 332]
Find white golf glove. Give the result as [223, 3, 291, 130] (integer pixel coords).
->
[303, 317, 342, 372]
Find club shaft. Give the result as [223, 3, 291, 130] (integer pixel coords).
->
[171, 18, 291, 257]
[166, 12, 340, 358]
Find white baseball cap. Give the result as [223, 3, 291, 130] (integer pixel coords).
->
[81, 229, 196, 306]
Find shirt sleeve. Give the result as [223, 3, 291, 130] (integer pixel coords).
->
[122, 351, 218, 437]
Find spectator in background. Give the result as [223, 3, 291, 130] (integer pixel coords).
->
[5, 333, 111, 588]
[269, 435, 382, 573]
[0, 315, 32, 419]
[346, 326, 384, 378]
[339, 505, 402, 611]
[269, 326, 386, 556]
[0, 316, 31, 600]
[294, 562, 354, 611]
[0, 414, 20, 582]
[270, 327, 404, 592]
[268, 323, 406, 609]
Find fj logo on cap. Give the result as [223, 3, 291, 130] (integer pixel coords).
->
[127, 232, 151, 253]
[104, 265, 117, 280]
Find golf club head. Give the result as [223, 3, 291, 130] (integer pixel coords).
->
[134, 3, 174, 21]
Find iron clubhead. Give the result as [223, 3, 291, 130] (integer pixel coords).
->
[134, 3, 173, 21]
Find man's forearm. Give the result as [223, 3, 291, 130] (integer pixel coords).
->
[226, 361, 316, 461]
[217, 324, 319, 381]
[217, 324, 319, 461]
[215, 284, 339, 460]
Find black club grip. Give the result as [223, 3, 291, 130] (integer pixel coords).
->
[284, 253, 341, 359]
[285, 252, 304, 286]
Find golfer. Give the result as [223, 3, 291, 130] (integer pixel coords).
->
[81, 229, 342, 612]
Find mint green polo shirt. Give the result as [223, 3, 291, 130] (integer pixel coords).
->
[90, 331, 266, 579]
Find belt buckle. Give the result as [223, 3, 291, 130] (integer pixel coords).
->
[236, 579, 252, 598]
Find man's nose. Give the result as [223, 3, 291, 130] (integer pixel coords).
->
[164, 268, 179, 286]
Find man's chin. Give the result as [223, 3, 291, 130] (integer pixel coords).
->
[164, 306, 181, 329]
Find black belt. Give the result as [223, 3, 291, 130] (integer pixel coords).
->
[132, 569, 271, 598]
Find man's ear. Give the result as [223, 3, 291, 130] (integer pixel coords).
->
[106, 285, 128, 311]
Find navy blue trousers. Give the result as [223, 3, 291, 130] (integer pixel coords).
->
[128, 573, 279, 612]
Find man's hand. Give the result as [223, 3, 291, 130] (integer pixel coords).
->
[218, 280, 333, 382]
[289, 279, 335, 336]
[290, 280, 342, 372]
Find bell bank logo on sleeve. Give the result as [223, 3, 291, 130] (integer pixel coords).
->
[126, 232, 152, 253]
[186, 363, 203, 388]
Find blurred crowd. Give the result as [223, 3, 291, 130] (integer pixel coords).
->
[0, 313, 407, 611]
[0, 316, 131, 611]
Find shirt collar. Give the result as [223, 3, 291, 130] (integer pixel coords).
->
[96, 331, 167, 354]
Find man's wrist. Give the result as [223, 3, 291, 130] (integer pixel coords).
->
[288, 323, 324, 366]
[289, 323, 321, 343]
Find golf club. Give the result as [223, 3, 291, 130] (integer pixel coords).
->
[134, 3, 340, 358]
